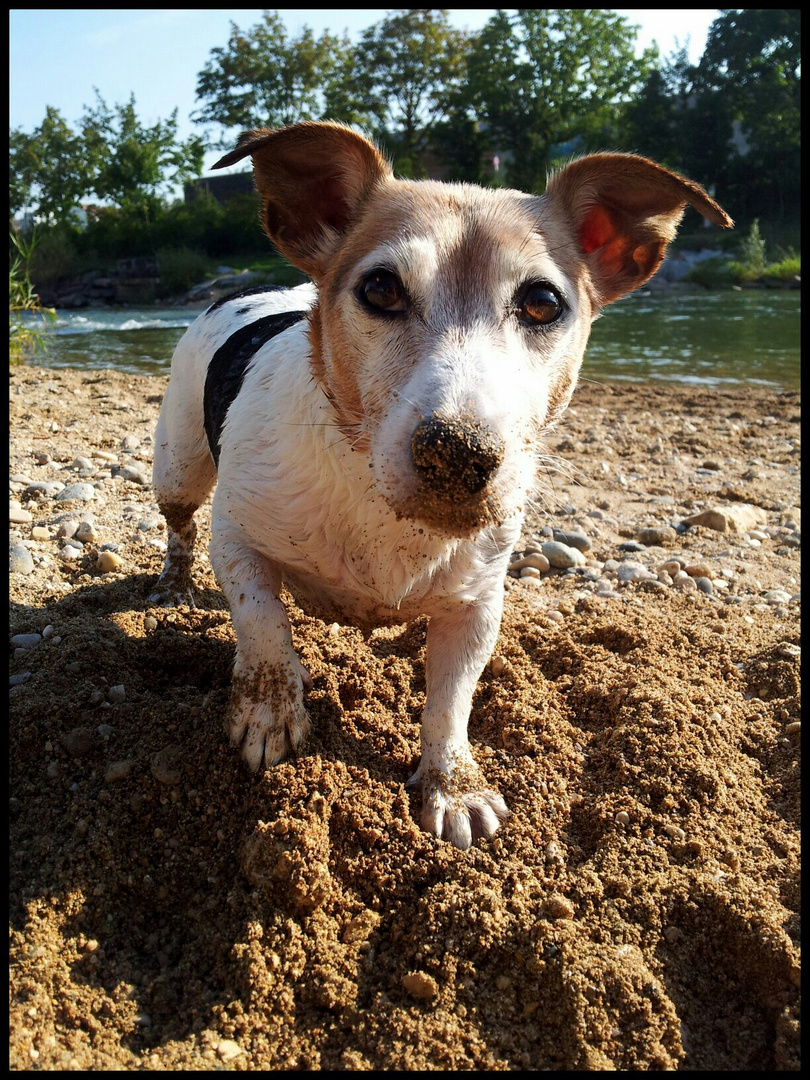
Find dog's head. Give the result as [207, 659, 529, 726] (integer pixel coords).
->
[215, 123, 732, 534]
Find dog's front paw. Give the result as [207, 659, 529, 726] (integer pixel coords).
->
[228, 664, 310, 772]
[148, 567, 196, 608]
[408, 758, 509, 850]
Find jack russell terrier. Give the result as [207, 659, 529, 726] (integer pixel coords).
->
[151, 121, 732, 849]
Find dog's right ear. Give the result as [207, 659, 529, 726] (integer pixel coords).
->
[213, 121, 392, 277]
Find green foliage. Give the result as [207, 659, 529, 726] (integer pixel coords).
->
[25, 224, 83, 284]
[193, 10, 351, 141]
[686, 257, 736, 288]
[9, 8, 800, 287]
[735, 219, 767, 280]
[81, 90, 205, 219]
[9, 231, 57, 365]
[9, 107, 92, 222]
[155, 247, 212, 298]
[350, 10, 471, 168]
[761, 256, 800, 283]
[460, 10, 655, 192]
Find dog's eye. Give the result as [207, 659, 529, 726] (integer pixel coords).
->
[518, 284, 565, 327]
[360, 270, 407, 314]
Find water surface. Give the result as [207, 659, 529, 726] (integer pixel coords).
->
[20, 289, 800, 390]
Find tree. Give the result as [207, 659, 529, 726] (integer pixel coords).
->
[462, 10, 655, 191]
[695, 9, 800, 221]
[9, 107, 92, 223]
[350, 9, 472, 175]
[81, 90, 204, 223]
[193, 10, 348, 143]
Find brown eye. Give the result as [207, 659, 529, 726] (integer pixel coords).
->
[360, 270, 406, 314]
[519, 284, 565, 326]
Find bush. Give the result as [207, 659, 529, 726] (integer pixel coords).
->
[26, 225, 83, 284]
[734, 219, 767, 281]
[156, 247, 212, 298]
[686, 256, 735, 287]
[761, 256, 801, 283]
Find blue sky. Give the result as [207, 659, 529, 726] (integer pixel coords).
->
[10, 8, 720, 178]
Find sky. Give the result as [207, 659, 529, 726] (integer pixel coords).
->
[10, 8, 720, 179]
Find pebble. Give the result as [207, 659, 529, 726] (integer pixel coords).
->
[75, 520, 98, 543]
[695, 577, 714, 595]
[151, 746, 183, 785]
[615, 811, 630, 827]
[216, 1041, 244, 1063]
[684, 563, 713, 579]
[11, 633, 42, 649]
[115, 464, 150, 486]
[97, 550, 123, 573]
[58, 544, 84, 563]
[490, 656, 508, 677]
[56, 518, 80, 539]
[552, 529, 591, 552]
[542, 541, 584, 569]
[616, 561, 657, 583]
[672, 571, 697, 592]
[401, 971, 438, 1000]
[777, 642, 800, 659]
[104, 760, 134, 783]
[638, 526, 678, 546]
[31, 526, 51, 540]
[62, 727, 97, 758]
[9, 502, 32, 525]
[56, 483, 96, 503]
[510, 552, 550, 573]
[544, 894, 575, 920]
[107, 685, 127, 704]
[683, 504, 767, 534]
[26, 480, 65, 498]
[10, 544, 35, 575]
[663, 823, 686, 840]
[520, 566, 542, 580]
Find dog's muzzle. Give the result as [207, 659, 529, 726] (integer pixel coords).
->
[410, 416, 505, 498]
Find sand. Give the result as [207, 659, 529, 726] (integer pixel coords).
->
[9, 364, 800, 1070]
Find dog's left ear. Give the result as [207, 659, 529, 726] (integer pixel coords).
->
[545, 153, 733, 305]
[213, 121, 392, 277]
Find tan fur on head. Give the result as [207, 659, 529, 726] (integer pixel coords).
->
[545, 153, 734, 304]
[214, 121, 392, 277]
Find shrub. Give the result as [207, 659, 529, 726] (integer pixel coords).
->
[686, 256, 735, 287]
[156, 247, 212, 298]
[761, 256, 801, 283]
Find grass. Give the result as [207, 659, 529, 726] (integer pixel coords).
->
[9, 230, 57, 365]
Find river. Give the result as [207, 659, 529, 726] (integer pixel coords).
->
[19, 288, 800, 391]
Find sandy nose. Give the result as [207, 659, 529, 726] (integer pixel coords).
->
[410, 416, 505, 496]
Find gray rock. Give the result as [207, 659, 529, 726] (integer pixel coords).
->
[56, 483, 96, 503]
[10, 544, 35, 575]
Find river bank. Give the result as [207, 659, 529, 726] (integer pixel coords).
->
[10, 365, 800, 1070]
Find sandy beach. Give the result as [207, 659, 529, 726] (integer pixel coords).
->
[10, 363, 800, 1070]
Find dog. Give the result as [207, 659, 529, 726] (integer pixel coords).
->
[151, 121, 732, 849]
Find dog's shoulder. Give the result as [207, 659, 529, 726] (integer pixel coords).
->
[200, 283, 317, 466]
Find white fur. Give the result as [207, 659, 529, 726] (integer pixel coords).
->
[152, 125, 731, 849]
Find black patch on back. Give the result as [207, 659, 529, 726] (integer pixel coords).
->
[204, 284, 289, 317]
[203, 310, 307, 466]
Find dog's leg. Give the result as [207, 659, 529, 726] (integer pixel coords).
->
[150, 397, 216, 607]
[409, 590, 509, 849]
[210, 532, 310, 771]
